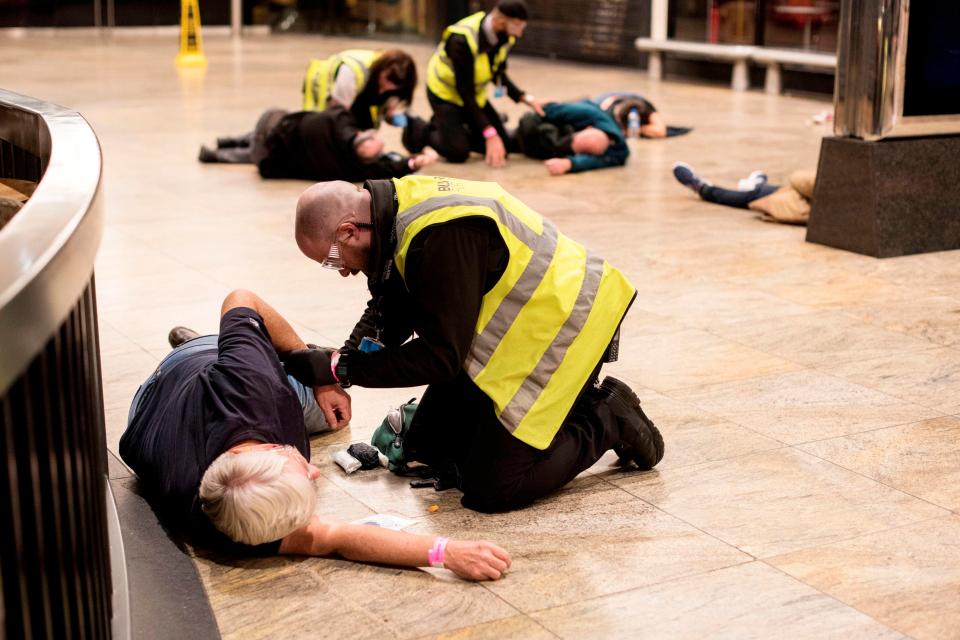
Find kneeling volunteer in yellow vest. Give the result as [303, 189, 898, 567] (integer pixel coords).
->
[288, 176, 665, 512]
[302, 49, 417, 131]
[402, 0, 548, 168]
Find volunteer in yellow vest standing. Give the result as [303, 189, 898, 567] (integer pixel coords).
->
[302, 49, 417, 131]
[402, 0, 548, 167]
[288, 176, 664, 513]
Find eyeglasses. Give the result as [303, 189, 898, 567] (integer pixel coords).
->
[320, 221, 374, 270]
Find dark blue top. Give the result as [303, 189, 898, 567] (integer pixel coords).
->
[119, 308, 308, 529]
[543, 100, 629, 173]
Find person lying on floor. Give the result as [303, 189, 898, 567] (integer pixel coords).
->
[592, 92, 667, 138]
[119, 289, 511, 581]
[512, 99, 629, 176]
[672, 162, 816, 225]
[198, 104, 438, 182]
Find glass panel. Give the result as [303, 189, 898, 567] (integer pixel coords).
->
[669, 0, 710, 42]
[763, 0, 839, 51]
[903, 2, 960, 117]
[290, 0, 429, 36]
[670, 0, 757, 45]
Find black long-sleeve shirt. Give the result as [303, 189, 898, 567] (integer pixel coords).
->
[258, 105, 413, 182]
[342, 182, 509, 387]
[444, 22, 524, 132]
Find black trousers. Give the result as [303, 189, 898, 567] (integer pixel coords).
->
[209, 108, 287, 164]
[404, 361, 621, 513]
[406, 91, 511, 163]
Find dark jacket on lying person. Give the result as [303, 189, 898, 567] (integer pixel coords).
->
[514, 100, 629, 173]
[258, 105, 414, 181]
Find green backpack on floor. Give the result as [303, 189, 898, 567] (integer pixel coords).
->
[370, 398, 418, 473]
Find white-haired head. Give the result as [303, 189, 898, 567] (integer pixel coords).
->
[199, 447, 317, 545]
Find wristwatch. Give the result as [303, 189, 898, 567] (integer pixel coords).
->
[334, 350, 352, 388]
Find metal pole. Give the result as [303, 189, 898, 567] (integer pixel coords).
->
[231, 0, 242, 37]
[650, 0, 668, 40]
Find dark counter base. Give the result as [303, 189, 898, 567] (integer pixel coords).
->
[807, 135, 960, 258]
[109, 452, 221, 640]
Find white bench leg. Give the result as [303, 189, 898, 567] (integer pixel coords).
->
[765, 63, 781, 95]
[648, 51, 663, 81]
[732, 59, 748, 91]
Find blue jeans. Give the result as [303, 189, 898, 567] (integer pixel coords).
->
[127, 335, 330, 434]
[699, 182, 779, 209]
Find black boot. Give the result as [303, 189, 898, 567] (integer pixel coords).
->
[600, 376, 664, 470]
[198, 145, 218, 163]
[401, 114, 430, 154]
[216, 136, 244, 149]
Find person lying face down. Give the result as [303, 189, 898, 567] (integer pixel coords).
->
[198, 104, 437, 182]
[119, 289, 510, 581]
[593, 92, 667, 139]
[512, 99, 629, 176]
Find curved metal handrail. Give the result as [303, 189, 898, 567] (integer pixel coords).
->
[0, 88, 104, 394]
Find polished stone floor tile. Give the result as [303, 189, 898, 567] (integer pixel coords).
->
[303, 557, 519, 639]
[407, 477, 750, 612]
[614, 448, 947, 558]
[671, 370, 942, 444]
[587, 390, 782, 473]
[709, 309, 938, 367]
[530, 562, 902, 640]
[633, 283, 817, 328]
[191, 559, 391, 640]
[770, 516, 960, 640]
[749, 263, 929, 309]
[799, 416, 960, 511]
[818, 346, 960, 415]
[611, 327, 800, 392]
[315, 441, 467, 519]
[842, 296, 960, 348]
[422, 615, 557, 640]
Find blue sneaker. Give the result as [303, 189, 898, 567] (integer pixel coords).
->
[672, 162, 707, 193]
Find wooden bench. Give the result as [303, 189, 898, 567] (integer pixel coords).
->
[634, 37, 836, 94]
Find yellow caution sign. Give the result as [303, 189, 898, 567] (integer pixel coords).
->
[175, 0, 208, 68]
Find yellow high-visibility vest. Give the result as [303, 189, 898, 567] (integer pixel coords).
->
[302, 49, 381, 126]
[392, 176, 636, 450]
[426, 12, 513, 108]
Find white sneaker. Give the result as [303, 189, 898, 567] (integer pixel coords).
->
[737, 170, 768, 191]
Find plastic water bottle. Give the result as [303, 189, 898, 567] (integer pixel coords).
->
[627, 109, 640, 138]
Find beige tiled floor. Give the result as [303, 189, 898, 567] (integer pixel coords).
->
[6, 31, 960, 639]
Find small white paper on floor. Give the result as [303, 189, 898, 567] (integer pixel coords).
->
[350, 513, 416, 530]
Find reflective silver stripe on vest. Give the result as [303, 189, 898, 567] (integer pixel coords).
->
[396, 193, 606, 432]
[497, 251, 606, 430]
[463, 221, 558, 378]
[395, 193, 559, 372]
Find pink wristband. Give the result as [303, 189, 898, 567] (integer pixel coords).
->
[329, 351, 340, 383]
[482, 126, 498, 140]
[428, 537, 449, 568]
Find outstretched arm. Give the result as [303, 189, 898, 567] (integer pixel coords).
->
[279, 516, 511, 581]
